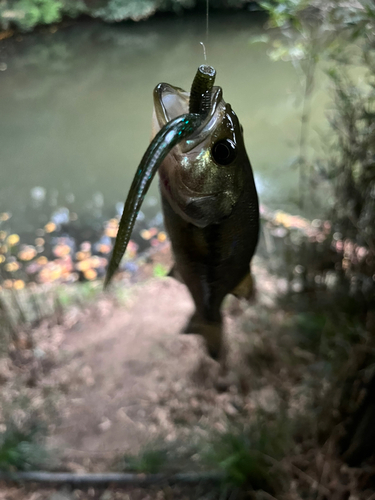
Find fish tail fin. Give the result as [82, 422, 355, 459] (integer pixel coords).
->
[183, 312, 223, 361]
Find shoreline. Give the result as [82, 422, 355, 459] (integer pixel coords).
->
[0, 4, 264, 37]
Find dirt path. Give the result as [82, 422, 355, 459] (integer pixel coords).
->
[43, 252, 278, 472]
[49, 277, 197, 460]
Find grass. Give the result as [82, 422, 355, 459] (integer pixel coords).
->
[0, 421, 49, 471]
[118, 438, 201, 475]
[201, 413, 292, 494]
[123, 448, 168, 474]
[153, 263, 168, 278]
[116, 411, 292, 495]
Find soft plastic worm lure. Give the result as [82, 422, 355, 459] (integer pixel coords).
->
[104, 62, 216, 289]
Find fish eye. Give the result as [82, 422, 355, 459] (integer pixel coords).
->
[212, 139, 237, 166]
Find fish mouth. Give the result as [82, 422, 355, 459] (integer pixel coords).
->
[153, 83, 224, 152]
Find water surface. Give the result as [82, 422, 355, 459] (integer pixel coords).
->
[0, 12, 330, 237]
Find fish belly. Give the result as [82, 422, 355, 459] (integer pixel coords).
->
[161, 193, 259, 359]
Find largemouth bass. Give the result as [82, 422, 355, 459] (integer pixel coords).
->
[105, 65, 259, 362]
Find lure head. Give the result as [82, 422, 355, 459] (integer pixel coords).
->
[152, 81, 251, 228]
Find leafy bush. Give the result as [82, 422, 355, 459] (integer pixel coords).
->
[261, 1, 375, 278]
[0, 421, 49, 471]
[91, 0, 161, 22]
[201, 415, 291, 492]
[0, 0, 254, 31]
[324, 70, 375, 257]
[122, 447, 168, 473]
[1, 0, 64, 30]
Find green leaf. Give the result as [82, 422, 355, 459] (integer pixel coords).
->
[153, 263, 168, 278]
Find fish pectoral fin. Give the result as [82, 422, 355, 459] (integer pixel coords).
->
[231, 271, 256, 301]
[182, 313, 223, 361]
[167, 265, 184, 284]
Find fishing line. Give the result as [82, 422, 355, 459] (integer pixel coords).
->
[200, 41, 207, 61]
[199, 0, 209, 62]
[206, 0, 209, 42]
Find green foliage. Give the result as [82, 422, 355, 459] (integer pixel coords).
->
[0, 0, 85, 30]
[122, 447, 168, 473]
[292, 311, 365, 370]
[153, 263, 168, 278]
[0, 422, 49, 471]
[0, 0, 253, 30]
[260, 1, 332, 208]
[6, 0, 63, 30]
[323, 70, 375, 254]
[202, 415, 291, 491]
[91, 0, 250, 23]
[261, 0, 375, 263]
[92, 0, 160, 22]
[260, 0, 308, 29]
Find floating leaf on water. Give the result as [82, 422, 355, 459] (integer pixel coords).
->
[98, 244, 111, 254]
[36, 256, 48, 265]
[140, 229, 151, 240]
[105, 218, 119, 238]
[5, 262, 20, 272]
[0, 255, 5, 264]
[39, 263, 63, 283]
[76, 251, 89, 261]
[7, 234, 20, 246]
[0, 231, 7, 240]
[14, 280, 25, 290]
[44, 222, 56, 233]
[105, 227, 118, 238]
[84, 269, 97, 281]
[18, 245, 37, 261]
[0, 213, 10, 222]
[0, 245, 8, 254]
[76, 260, 92, 272]
[90, 256, 102, 269]
[53, 244, 71, 258]
[157, 232, 167, 243]
[35, 238, 45, 246]
[80, 241, 91, 252]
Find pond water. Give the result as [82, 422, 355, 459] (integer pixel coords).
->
[0, 11, 330, 239]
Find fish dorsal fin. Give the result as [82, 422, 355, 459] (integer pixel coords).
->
[231, 271, 255, 301]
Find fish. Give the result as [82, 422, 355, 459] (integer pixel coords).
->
[105, 65, 259, 362]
